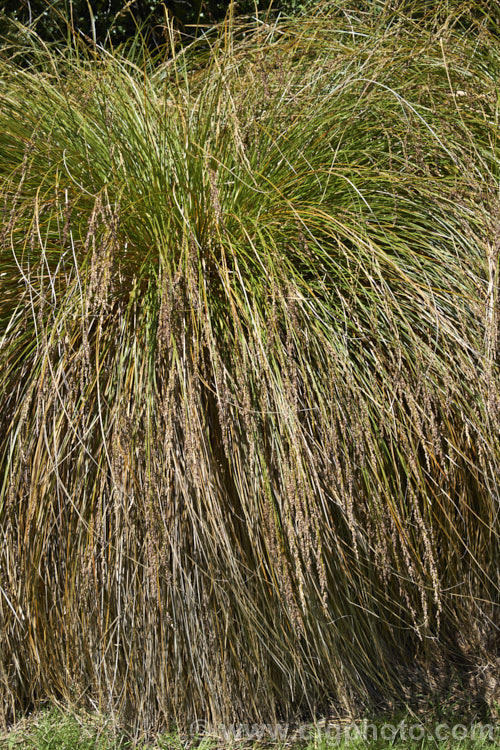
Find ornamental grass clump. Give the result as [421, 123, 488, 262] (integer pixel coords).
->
[0, 0, 499, 734]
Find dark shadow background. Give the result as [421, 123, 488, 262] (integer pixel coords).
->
[0, 0, 312, 47]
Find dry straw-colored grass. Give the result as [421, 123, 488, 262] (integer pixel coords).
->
[0, 0, 499, 736]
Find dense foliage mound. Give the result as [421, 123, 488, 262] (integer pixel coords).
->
[0, 0, 499, 734]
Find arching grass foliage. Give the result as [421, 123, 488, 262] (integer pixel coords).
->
[0, 0, 499, 735]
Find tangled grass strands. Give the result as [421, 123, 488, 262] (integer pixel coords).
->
[0, 0, 499, 736]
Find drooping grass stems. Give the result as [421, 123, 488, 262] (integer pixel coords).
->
[0, 0, 499, 735]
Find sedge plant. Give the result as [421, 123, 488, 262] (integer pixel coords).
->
[0, 0, 499, 735]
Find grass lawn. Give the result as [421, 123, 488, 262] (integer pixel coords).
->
[0, 708, 499, 750]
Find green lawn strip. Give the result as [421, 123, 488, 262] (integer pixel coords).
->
[0, 708, 498, 750]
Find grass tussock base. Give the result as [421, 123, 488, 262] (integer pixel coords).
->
[0, 0, 499, 736]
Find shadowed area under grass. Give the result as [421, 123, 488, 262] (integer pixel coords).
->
[0, 0, 499, 736]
